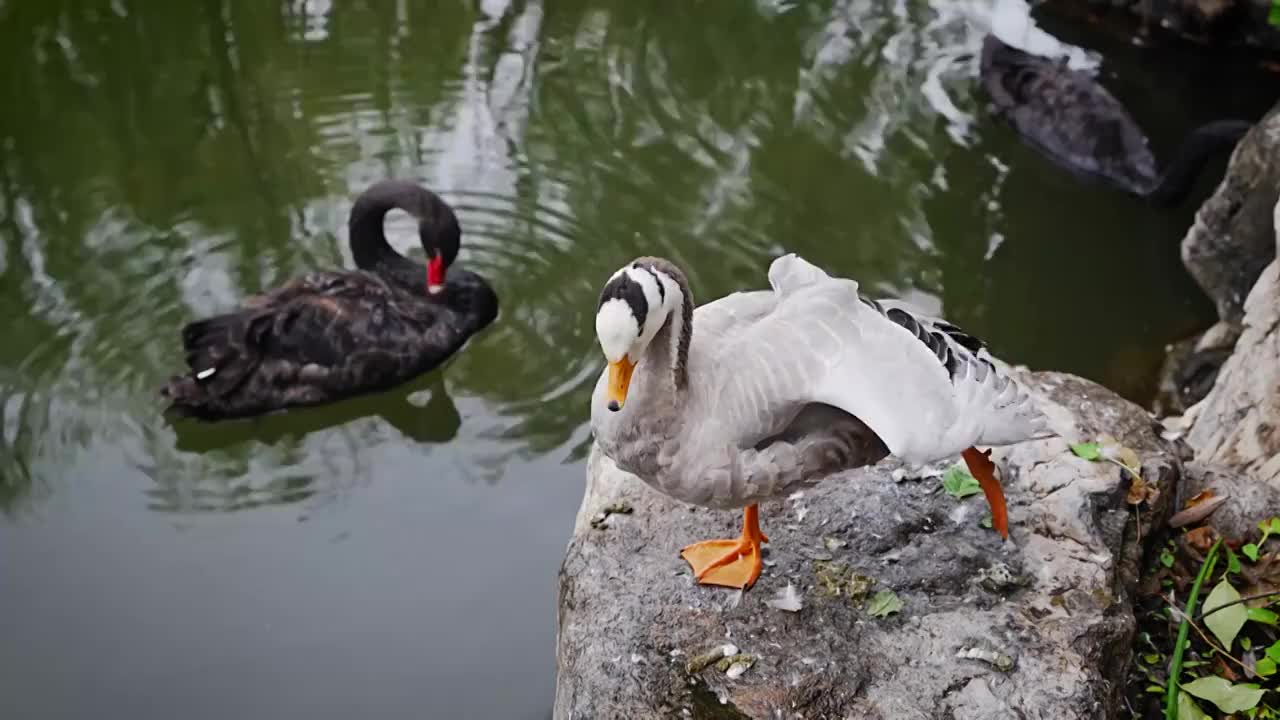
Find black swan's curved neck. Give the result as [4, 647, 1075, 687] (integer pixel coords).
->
[1145, 120, 1251, 206]
[347, 180, 461, 282]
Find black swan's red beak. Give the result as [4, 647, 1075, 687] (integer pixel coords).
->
[427, 254, 446, 295]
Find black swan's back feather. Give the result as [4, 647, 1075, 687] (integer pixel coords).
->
[164, 269, 497, 420]
[979, 34, 1250, 205]
[162, 182, 498, 421]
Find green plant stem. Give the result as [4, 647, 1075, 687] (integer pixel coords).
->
[1165, 538, 1222, 720]
[1108, 457, 1142, 482]
[1196, 589, 1280, 621]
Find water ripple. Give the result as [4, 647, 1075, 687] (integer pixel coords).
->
[0, 0, 1252, 518]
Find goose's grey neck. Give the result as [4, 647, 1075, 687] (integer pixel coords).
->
[634, 255, 693, 392]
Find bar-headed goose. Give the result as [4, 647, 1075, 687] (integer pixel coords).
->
[590, 254, 1052, 589]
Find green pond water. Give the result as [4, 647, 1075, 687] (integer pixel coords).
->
[1, 1, 1275, 718]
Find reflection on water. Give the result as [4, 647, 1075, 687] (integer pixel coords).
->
[170, 375, 463, 456]
[156, 375, 462, 513]
[0, 0, 1275, 717]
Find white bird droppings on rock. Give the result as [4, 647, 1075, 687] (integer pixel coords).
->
[766, 582, 804, 613]
[956, 646, 1015, 672]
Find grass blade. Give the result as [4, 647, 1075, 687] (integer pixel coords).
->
[1165, 538, 1222, 720]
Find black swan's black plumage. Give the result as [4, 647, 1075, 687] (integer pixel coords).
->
[979, 34, 1251, 206]
[161, 180, 498, 421]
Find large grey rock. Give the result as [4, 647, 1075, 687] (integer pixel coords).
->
[1185, 199, 1280, 488]
[1182, 101, 1280, 327]
[555, 372, 1179, 720]
[1151, 322, 1238, 417]
[1178, 461, 1280, 541]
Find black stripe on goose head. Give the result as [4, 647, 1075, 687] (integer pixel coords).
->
[633, 262, 665, 304]
[598, 271, 649, 330]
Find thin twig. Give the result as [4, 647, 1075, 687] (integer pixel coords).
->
[1197, 589, 1280, 621]
[1165, 597, 1250, 672]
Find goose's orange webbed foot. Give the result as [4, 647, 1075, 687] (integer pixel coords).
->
[680, 504, 769, 589]
[962, 446, 1009, 540]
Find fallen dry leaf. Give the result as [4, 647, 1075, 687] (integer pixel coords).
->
[1185, 490, 1216, 508]
[1170, 495, 1230, 529]
[1214, 656, 1239, 682]
[1127, 475, 1153, 506]
[1186, 526, 1219, 553]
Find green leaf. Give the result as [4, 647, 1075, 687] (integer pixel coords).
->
[1242, 636, 1253, 651]
[941, 466, 981, 500]
[1176, 691, 1211, 720]
[1256, 657, 1277, 678]
[980, 513, 993, 529]
[866, 590, 903, 618]
[1143, 653, 1161, 664]
[1243, 543, 1260, 562]
[1181, 676, 1266, 714]
[1160, 550, 1176, 568]
[1227, 548, 1242, 575]
[1070, 442, 1100, 460]
[1266, 517, 1280, 534]
[1248, 607, 1278, 626]
[1266, 639, 1280, 663]
[1203, 579, 1247, 650]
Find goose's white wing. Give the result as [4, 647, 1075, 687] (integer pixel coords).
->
[704, 254, 1047, 464]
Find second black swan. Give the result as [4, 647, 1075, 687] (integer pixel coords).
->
[979, 34, 1251, 206]
[162, 180, 498, 420]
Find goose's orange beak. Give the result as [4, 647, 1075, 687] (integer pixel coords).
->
[606, 356, 635, 411]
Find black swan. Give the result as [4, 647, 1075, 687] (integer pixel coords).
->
[979, 34, 1251, 206]
[162, 180, 498, 420]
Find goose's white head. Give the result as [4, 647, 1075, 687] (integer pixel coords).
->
[595, 261, 677, 412]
